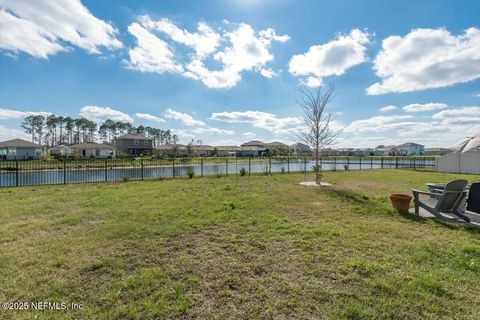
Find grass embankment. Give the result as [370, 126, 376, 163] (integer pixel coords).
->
[0, 170, 479, 319]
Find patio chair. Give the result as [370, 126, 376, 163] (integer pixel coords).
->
[412, 179, 470, 222]
[466, 182, 480, 214]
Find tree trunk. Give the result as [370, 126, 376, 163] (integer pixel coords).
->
[315, 146, 320, 185]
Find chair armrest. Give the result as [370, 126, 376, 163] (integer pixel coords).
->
[411, 189, 430, 195]
[411, 189, 441, 198]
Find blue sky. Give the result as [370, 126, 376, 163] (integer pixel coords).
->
[0, 0, 479, 147]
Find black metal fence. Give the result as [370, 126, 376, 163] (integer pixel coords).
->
[0, 156, 436, 188]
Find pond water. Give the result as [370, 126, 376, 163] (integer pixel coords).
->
[0, 158, 434, 187]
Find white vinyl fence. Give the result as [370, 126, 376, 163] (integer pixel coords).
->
[436, 151, 480, 174]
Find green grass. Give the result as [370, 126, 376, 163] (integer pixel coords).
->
[0, 170, 479, 319]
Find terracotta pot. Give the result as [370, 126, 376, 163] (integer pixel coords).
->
[389, 193, 412, 214]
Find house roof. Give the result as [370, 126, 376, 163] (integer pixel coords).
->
[116, 133, 152, 140]
[0, 139, 41, 148]
[290, 142, 310, 148]
[70, 142, 116, 150]
[192, 144, 214, 151]
[267, 141, 288, 147]
[241, 140, 266, 147]
[398, 142, 424, 147]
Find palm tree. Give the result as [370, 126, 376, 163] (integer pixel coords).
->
[21, 115, 36, 143]
[57, 116, 65, 145]
[64, 117, 75, 145]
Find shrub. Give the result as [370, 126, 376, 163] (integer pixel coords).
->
[222, 201, 236, 211]
[122, 176, 129, 183]
[344, 164, 349, 171]
[281, 167, 285, 174]
[239, 168, 247, 176]
[187, 167, 195, 179]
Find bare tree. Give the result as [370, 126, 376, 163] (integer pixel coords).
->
[297, 84, 342, 185]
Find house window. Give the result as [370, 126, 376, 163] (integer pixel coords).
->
[134, 139, 139, 145]
[144, 140, 148, 146]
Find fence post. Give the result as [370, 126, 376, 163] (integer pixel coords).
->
[226, 158, 228, 176]
[172, 158, 175, 179]
[269, 157, 272, 175]
[395, 157, 398, 169]
[248, 157, 251, 175]
[287, 156, 290, 173]
[201, 158, 204, 177]
[104, 159, 107, 182]
[63, 159, 67, 184]
[381, 157, 384, 169]
[413, 157, 416, 171]
[141, 158, 144, 180]
[15, 160, 19, 187]
[304, 156, 307, 174]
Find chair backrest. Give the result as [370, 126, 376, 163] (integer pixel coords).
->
[435, 179, 468, 212]
[466, 181, 480, 214]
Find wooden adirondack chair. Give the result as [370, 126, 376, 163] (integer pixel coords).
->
[412, 179, 470, 222]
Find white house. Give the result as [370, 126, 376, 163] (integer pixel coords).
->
[397, 142, 424, 155]
[70, 142, 116, 159]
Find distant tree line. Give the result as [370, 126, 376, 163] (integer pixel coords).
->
[21, 115, 178, 147]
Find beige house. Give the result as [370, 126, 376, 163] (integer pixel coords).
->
[215, 146, 240, 157]
[154, 144, 187, 157]
[290, 143, 311, 156]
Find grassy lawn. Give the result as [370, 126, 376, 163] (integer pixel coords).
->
[1, 170, 479, 319]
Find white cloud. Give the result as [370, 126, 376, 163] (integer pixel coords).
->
[432, 106, 480, 126]
[289, 29, 371, 87]
[379, 105, 397, 112]
[192, 127, 235, 135]
[259, 68, 277, 78]
[367, 27, 480, 95]
[0, 0, 122, 59]
[403, 103, 447, 112]
[126, 17, 288, 89]
[242, 131, 256, 138]
[340, 105, 480, 148]
[79, 106, 133, 123]
[345, 115, 413, 133]
[164, 108, 205, 126]
[0, 107, 51, 119]
[0, 125, 31, 141]
[210, 110, 302, 132]
[140, 16, 221, 59]
[126, 22, 183, 73]
[135, 113, 166, 123]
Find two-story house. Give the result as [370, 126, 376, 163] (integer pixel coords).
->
[397, 142, 425, 155]
[115, 134, 153, 156]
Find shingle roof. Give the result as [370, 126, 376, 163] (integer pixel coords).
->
[267, 141, 288, 147]
[398, 142, 424, 147]
[116, 133, 152, 140]
[241, 140, 266, 147]
[0, 139, 41, 148]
